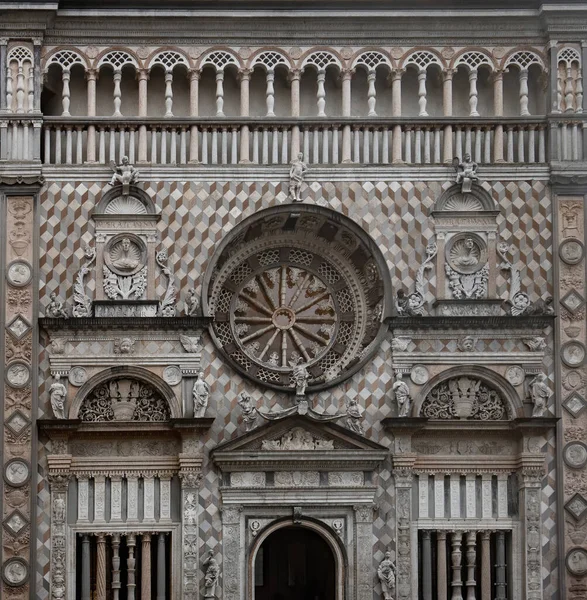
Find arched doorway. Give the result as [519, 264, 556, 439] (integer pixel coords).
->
[253, 526, 336, 600]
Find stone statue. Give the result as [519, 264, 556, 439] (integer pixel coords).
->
[108, 155, 139, 196]
[203, 550, 220, 598]
[451, 237, 480, 268]
[524, 296, 555, 316]
[454, 153, 479, 193]
[288, 152, 308, 202]
[49, 375, 67, 419]
[345, 397, 365, 434]
[395, 290, 425, 317]
[529, 373, 550, 417]
[377, 551, 396, 600]
[193, 372, 210, 418]
[393, 373, 412, 418]
[184, 288, 200, 316]
[109, 237, 141, 272]
[46, 292, 68, 318]
[291, 360, 310, 396]
[237, 391, 257, 431]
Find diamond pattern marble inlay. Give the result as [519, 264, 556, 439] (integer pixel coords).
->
[562, 392, 587, 418]
[565, 493, 587, 521]
[5, 410, 30, 438]
[6, 314, 32, 341]
[560, 289, 586, 314]
[3, 510, 28, 537]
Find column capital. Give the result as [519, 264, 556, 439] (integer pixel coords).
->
[238, 67, 252, 81]
[367, 70, 377, 81]
[0, 38, 8, 46]
[188, 68, 201, 81]
[32, 38, 42, 46]
[389, 67, 405, 82]
[340, 67, 354, 81]
[288, 68, 303, 82]
[137, 68, 149, 82]
[85, 68, 99, 82]
[442, 68, 457, 80]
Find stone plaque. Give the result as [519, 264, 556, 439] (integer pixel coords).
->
[163, 365, 182, 386]
[410, 364, 429, 385]
[3, 510, 28, 536]
[93, 301, 159, 317]
[566, 548, 587, 577]
[505, 365, 525, 386]
[559, 238, 585, 265]
[565, 493, 587, 521]
[4, 459, 30, 487]
[5, 411, 29, 438]
[563, 441, 587, 469]
[6, 260, 32, 287]
[6, 315, 31, 340]
[5, 361, 31, 388]
[68, 366, 88, 387]
[2, 557, 29, 586]
[561, 289, 586, 314]
[562, 392, 587, 417]
[561, 341, 586, 368]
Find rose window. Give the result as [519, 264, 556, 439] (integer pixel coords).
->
[204, 206, 392, 392]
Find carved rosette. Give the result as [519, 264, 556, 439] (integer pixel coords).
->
[2, 196, 34, 600]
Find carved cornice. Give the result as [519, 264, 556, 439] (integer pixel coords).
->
[39, 316, 212, 332]
[37, 417, 215, 435]
[387, 315, 554, 330]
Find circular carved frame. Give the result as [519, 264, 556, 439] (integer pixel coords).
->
[202, 205, 393, 392]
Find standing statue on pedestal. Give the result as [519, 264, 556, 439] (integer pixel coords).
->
[529, 372, 550, 417]
[393, 373, 412, 417]
[193, 372, 210, 417]
[453, 153, 479, 193]
[377, 551, 396, 600]
[289, 152, 308, 202]
[46, 292, 69, 318]
[49, 375, 67, 419]
[290, 356, 310, 397]
[108, 156, 139, 196]
[203, 550, 220, 598]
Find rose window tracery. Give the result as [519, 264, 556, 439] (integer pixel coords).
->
[204, 206, 392, 392]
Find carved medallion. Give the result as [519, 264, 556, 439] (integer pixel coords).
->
[104, 234, 147, 276]
[566, 548, 587, 577]
[561, 290, 586, 315]
[6, 315, 31, 341]
[560, 239, 585, 265]
[564, 442, 587, 469]
[505, 365, 525, 386]
[68, 367, 88, 387]
[3, 510, 28, 537]
[2, 557, 28, 586]
[446, 234, 487, 275]
[5, 361, 31, 388]
[566, 493, 587, 521]
[163, 366, 182, 386]
[4, 459, 30, 487]
[563, 392, 587, 417]
[562, 341, 586, 368]
[410, 365, 429, 385]
[6, 260, 32, 287]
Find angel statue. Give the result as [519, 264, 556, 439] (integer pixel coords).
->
[107, 156, 139, 196]
[453, 153, 478, 193]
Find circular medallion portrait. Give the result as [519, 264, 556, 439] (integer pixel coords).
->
[563, 441, 587, 469]
[2, 558, 28, 587]
[505, 365, 525, 386]
[6, 260, 32, 287]
[559, 239, 585, 265]
[561, 341, 586, 368]
[4, 458, 30, 487]
[68, 366, 88, 387]
[566, 547, 587, 577]
[163, 365, 182, 386]
[104, 234, 147, 276]
[5, 361, 31, 388]
[445, 233, 487, 275]
[411, 365, 429, 385]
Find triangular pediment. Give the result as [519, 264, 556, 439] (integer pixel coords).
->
[211, 416, 388, 472]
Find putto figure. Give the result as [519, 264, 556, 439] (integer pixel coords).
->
[454, 153, 479, 193]
[193, 371, 210, 417]
[289, 152, 308, 202]
[49, 374, 67, 419]
[377, 551, 396, 600]
[184, 288, 200, 316]
[46, 292, 68, 318]
[108, 156, 139, 196]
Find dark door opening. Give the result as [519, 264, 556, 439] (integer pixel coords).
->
[254, 526, 336, 600]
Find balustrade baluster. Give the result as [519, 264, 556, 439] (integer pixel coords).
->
[43, 126, 51, 164]
[112, 533, 121, 600]
[266, 69, 275, 117]
[160, 126, 167, 165]
[260, 127, 267, 164]
[418, 68, 428, 116]
[382, 127, 389, 163]
[119, 126, 126, 161]
[113, 69, 122, 117]
[317, 69, 326, 117]
[353, 127, 360, 163]
[129, 127, 136, 164]
[221, 127, 228, 165]
[437, 531, 448, 600]
[572, 123, 579, 159]
[468, 69, 479, 116]
[96, 534, 107, 600]
[506, 126, 514, 162]
[538, 127, 546, 162]
[231, 126, 238, 164]
[215, 71, 225, 116]
[363, 127, 370, 163]
[272, 126, 279, 164]
[443, 124, 453, 163]
[465, 532, 477, 600]
[142, 534, 152, 600]
[474, 128, 482, 163]
[303, 127, 310, 164]
[99, 127, 106, 163]
[211, 127, 218, 165]
[434, 127, 441, 163]
[414, 127, 422, 164]
[483, 128, 491, 163]
[189, 126, 198, 163]
[76, 126, 83, 164]
[252, 128, 259, 163]
[281, 127, 289, 164]
[405, 127, 412, 163]
[151, 127, 158, 163]
[424, 128, 431, 164]
[561, 123, 569, 160]
[517, 127, 525, 163]
[61, 68, 71, 116]
[322, 127, 329, 164]
[55, 126, 62, 164]
[109, 127, 116, 162]
[22, 121, 29, 160]
[367, 71, 377, 116]
[392, 125, 402, 163]
[373, 128, 380, 164]
[480, 531, 491, 600]
[528, 126, 535, 163]
[170, 127, 177, 164]
[312, 127, 319, 164]
[455, 126, 463, 159]
[465, 126, 472, 157]
[127, 533, 137, 600]
[450, 531, 464, 600]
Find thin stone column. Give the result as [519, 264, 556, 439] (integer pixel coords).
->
[468, 69, 479, 116]
[437, 531, 448, 600]
[137, 69, 149, 162]
[157, 532, 166, 600]
[492, 69, 504, 162]
[142, 534, 152, 600]
[422, 531, 433, 600]
[495, 531, 507, 600]
[127, 533, 137, 600]
[33, 40, 42, 111]
[480, 531, 491, 600]
[239, 68, 251, 162]
[96, 533, 107, 600]
[289, 68, 302, 158]
[189, 69, 200, 163]
[450, 531, 463, 600]
[0, 38, 7, 111]
[465, 531, 477, 600]
[81, 534, 91, 600]
[341, 68, 352, 162]
[391, 69, 403, 163]
[519, 69, 530, 116]
[442, 69, 454, 162]
[549, 41, 560, 113]
[112, 533, 122, 600]
[86, 69, 97, 162]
